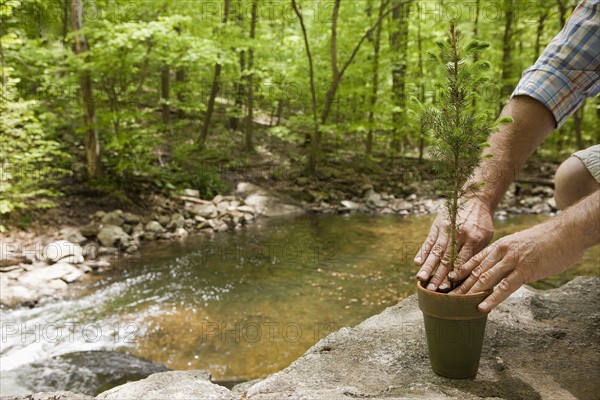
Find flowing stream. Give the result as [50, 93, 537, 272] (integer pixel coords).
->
[1, 214, 598, 395]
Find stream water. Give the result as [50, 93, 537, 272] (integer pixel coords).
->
[1, 214, 598, 395]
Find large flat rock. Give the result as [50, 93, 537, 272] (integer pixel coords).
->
[245, 276, 600, 400]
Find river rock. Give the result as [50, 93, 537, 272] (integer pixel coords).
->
[97, 225, 130, 248]
[182, 188, 200, 198]
[0, 391, 95, 400]
[216, 201, 230, 215]
[364, 190, 385, 208]
[79, 224, 99, 238]
[58, 228, 86, 245]
[156, 214, 171, 227]
[236, 205, 255, 214]
[187, 203, 218, 218]
[340, 200, 360, 210]
[97, 370, 237, 400]
[101, 210, 124, 226]
[212, 194, 223, 204]
[42, 241, 84, 264]
[0, 351, 169, 398]
[167, 213, 185, 230]
[245, 277, 600, 400]
[0, 284, 41, 307]
[18, 263, 83, 287]
[122, 212, 141, 224]
[145, 221, 165, 233]
[173, 228, 189, 238]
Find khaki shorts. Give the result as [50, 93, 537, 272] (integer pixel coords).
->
[573, 145, 600, 184]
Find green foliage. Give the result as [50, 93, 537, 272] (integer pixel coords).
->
[417, 23, 511, 270]
[0, 70, 70, 219]
[1, 0, 594, 225]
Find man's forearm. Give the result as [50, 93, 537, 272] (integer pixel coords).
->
[467, 95, 556, 211]
[561, 190, 600, 250]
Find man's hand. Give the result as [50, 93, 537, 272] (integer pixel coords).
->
[449, 190, 600, 312]
[415, 198, 494, 291]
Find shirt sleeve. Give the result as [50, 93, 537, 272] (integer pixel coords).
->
[511, 0, 600, 128]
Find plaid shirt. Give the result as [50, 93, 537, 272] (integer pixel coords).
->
[512, 0, 600, 128]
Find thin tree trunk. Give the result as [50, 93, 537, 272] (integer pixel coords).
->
[291, 0, 319, 174]
[136, 40, 153, 96]
[61, 0, 69, 44]
[499, 0, 515, 114]
[471, 0, 480, 111]
[389, 0, 411, 154]
[293, 0, 408, 173]
[244, 0, 258, 152]
[573, 101, 585, 150]
[366, 0, 385, 156]
[175, 25, 186, 119]
[276, 99, 284, 126]
[534, 8, 548, 63]
[72, 0, 100, 179]
[199, 0, 231, 148]
[161, 65, 171, 126]
[556, 0, 567, 26]
[417, 11, 425, 170]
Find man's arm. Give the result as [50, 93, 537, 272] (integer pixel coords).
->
[451, 190, 600, 312]
[416, 96, 556, 290]
[416, 0, 600, 291]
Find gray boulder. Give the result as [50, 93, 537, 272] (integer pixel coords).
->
[18, 262, 83, 287]
[0, 284, 41, 307]
[42, 241, 84, 264]
[97, 225, 130, 248]
[97, 370, 237, 400]
[167, 213, 186, 230]
[79, 224, 100, 238]
[144, 221, 165, 233]
[58, 228, 87, 245]
[187, 203, 217, 219]
[101, 210, 124, 226]
[122, 212, 141, 224]
[246, 277, 600, 399]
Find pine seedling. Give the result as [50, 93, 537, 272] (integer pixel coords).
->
[418, 22, 511, 276]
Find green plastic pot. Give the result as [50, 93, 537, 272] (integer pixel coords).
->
[417, 280, 491, 379]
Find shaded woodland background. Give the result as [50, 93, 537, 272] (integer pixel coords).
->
[1, 0, 598, 227]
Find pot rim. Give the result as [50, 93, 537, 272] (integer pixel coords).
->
[416, 279, 491, 298]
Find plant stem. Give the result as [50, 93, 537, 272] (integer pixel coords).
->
[449, 22, 460, 272]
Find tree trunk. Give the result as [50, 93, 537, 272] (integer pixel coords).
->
[471, 0, 480, 111]
[72, 0, 100, 179]
[175, 25, 187, 119]
[573, 101, 585, 150]
[417, 10, 425, 170]
[366, 0, 385, 156]
[556, 0, 567, 27]
[534, 8, 548, 63]
[499, 0, 515, 114]
[161, 65, 171, 126]
[61, 0, 69, 45]
[199, 0, 231, 148]
[244, 0, 258, 152]
[292, 0, 409, 173]
[389, 0, 411, 154]
[291, 0, 320, 174]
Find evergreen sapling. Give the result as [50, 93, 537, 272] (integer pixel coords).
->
[417, 22, 512, 291]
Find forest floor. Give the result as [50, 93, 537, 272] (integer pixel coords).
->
[2, 127, 561, 240]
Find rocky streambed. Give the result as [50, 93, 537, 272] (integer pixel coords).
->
[1, 179, 559, 309]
